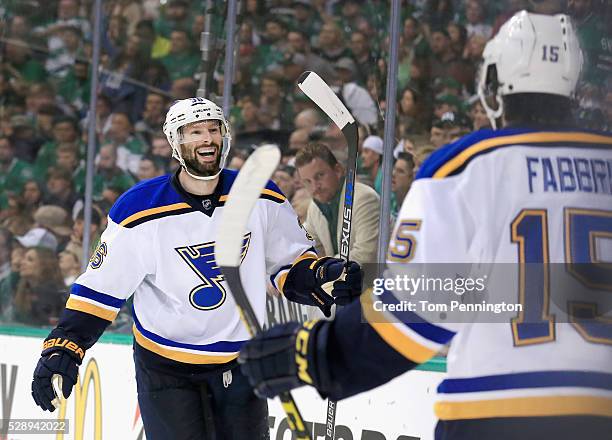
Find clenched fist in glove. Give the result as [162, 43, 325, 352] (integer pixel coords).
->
[309, 257, 363, 317]
[32, 330, 84, 412]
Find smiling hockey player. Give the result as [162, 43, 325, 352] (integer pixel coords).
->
[31, 97, 362, 439]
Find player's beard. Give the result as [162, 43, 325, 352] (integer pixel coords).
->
[180, 142, 222, 177]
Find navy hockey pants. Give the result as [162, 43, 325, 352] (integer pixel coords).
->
[135, 357, 269, 440]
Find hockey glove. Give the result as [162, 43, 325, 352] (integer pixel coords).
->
[311, 257, 363, 317]
[239, 320, 332, 399]
[32, 330, 84, 412]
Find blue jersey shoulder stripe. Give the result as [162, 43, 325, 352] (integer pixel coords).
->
[438, 371, 612, 393]
[133, 308, 245, 352]
[417, 127, 612, 180]
[109, 175, 187, 225]
[380, 288, 456, 344]
[71, 283, 125, 309]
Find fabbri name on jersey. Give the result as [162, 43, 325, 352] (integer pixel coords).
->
[526, 155, 612, 194]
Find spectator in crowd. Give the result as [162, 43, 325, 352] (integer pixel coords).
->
[294, 108, 323, 131]
[103, 15, 128, 59]
[34, 116, 82, 178]
[2, 37, 47, 85]
[12, 246, 66, 326]
[137, 154, 165, 182]
[447, 21, 468, 58]
[135, 92, 169, 142]
[32, 205, 73, 251]
[360, 135, 384, 194]
[21, 180, 44, 217]
[235, 96, 266, 133]
[0, 228, 12, 287]
[8, 115, 43, 163]
[468, 96, 490, 130]
[258, 73, 294, 131]
[75, 143, 135, 199]
[430, 112, 460, 149]
[64, 206, 102, 266]
[272, 165, 297, 201]
[349, 30, 375, 87]
[315, 20, 351, 62]
[58, 249, 81, 287]
[0, 235, 22, 321]
[105, 112, 147, 174]
[0, 135, 34, 195]
[43, 167, 80, 214]
[135, 19, 171, 60]
[464, 0, 493, 39]
[397, 86, 427, 135]
[45, 24, 84, 80]
[288, 128, 310, 156]
[110, 0, 145, 36]
[295, 143, 379, 265]
[160, 29, 200, 82]
[154, 0, 192, 39]
[55, 144, 83, 177]
[57, 58, 91, 117]
[150, 131, 176, 173]
[334, 58, 379, 127]
[251, 16, 291, 80]
[391, 152, 416, 219]
[289, 0, 322, 40]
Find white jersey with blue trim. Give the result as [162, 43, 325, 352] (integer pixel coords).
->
[369, 127, 612, 420]
[67, 169, 315, 365]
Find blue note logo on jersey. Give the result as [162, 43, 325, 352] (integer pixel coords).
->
[176, 233, 251, 310]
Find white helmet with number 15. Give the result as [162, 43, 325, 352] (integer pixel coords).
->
[478, 11, 583, 128]
[163, 97, 231, 180]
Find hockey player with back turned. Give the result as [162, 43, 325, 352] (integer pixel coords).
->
[30, 97, 362, 439]
[239, 11, 612, 440]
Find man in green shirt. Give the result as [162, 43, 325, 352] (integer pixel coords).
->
[0, 135, 35, 195]
[160, 29, 200, 82]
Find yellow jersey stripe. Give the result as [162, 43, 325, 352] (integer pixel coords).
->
[435, 396, 612, 420]
[361, 293, 436, 364]
[120, 203, 192, 227]
[219, 188, 287, 203]
[66, 297, 118, 322]
[133, 325, 238, 364]
[434, 132, 612, 179]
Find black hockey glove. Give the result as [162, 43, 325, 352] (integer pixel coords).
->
[239, 320, 334, 399]
[32, 329, 84, 412]
[311, 257, 363, 317]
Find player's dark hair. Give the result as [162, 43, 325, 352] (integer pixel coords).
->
[503, 93, 574, 128]
[295, 143, 339, 169]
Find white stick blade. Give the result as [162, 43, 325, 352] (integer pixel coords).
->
[298, 71, 355, 129]
[216, 144, 281, 267]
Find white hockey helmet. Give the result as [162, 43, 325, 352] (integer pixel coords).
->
[478, 11, 583, 128]
[163, 97, 231, 180]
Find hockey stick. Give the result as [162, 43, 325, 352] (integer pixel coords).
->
[216, 144, 311, 440]
[297, 71, 359, 440]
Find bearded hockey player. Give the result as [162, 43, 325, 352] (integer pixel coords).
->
[31, 98, 362, 439]
[239, 11, 612, 440]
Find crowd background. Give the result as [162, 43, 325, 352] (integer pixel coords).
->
[0, 0, 609, 331]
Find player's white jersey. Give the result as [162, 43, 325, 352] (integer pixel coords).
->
[66, 169, 315, 365]
[369, 127, 612, 420]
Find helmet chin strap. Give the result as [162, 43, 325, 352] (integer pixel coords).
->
[478, 87, 504, 130]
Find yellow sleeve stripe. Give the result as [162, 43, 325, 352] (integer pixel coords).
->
[219, 189, 287, 203]
[360, 293, 436, 364]
[133, 326, 238, 364]
[66, 297, 118, 322]
[435, 396, 612, 420]
[261, 188, 287, 201]
[434, 132, 612, 179]
[276, 251, 317, 294]
[119, 203, 192, 226]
